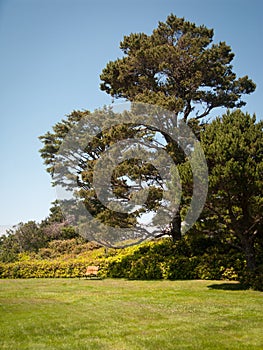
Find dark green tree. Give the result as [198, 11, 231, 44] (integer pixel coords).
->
[101, 14, 255, 121]
[200, 110, 263, 272]
[46, 200, 65, 223]
[100, 14, 256, 239]
[39, 111, 84, 178]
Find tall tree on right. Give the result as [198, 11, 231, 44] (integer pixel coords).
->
[100, 14, 256, 240]
[201, 110, 263, 273]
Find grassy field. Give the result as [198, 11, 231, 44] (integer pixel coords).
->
[0, 279, 262, 349]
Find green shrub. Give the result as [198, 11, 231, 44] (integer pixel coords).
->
[0, 237, 250, 286]
[188, 235, 223, 256]
[166, 257, 199, 280]
[128, 256, 163, 280]
[0, 259, 91, 279]
[106, 255, 132, 278]
[220, 267, 239, 281]
[239, 266, 263, 291]
[103, 238, 246, 281]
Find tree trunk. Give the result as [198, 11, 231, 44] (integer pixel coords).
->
[170, 211, 182, 242]
[242, 238, 256, 272]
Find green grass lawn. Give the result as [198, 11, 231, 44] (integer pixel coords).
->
[0, 279, 262, 349]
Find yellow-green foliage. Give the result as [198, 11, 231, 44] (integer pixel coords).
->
[37, 239, 104, 260]
[0, 239, 112, 278]
[0, 237, 246, 281]
[0, 253, 112, 279]
[101, 238, 245, 281]
[0, 259, 86, 279]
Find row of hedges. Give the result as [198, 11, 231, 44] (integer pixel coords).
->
[0, 254, 242, 280]
[0, 259, 100, 279]
[103, 238, 263, 290]
[104, 252, 245, 281]
[2, 237, 262, 291]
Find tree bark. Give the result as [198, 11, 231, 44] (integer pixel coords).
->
[242, 238, 256, 272]
[170, 211, 182, 242]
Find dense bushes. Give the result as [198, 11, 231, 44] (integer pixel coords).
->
[103, 238, 246, 281]
[37, 239, 101, 259]
[239, 266, 263, 292]
[0, 236, 256, 289]
[1, 200, 260, 290]
[0, 259, 88, 279]
[0, 238, 107, 279]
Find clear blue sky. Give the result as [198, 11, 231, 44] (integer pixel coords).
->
[0, 0, 262, 227]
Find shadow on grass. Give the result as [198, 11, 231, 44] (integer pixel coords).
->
[207, 282, 247, 291]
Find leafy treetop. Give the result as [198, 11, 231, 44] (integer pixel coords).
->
[100, 14, 256, 121]
[200, 110, 263, 271]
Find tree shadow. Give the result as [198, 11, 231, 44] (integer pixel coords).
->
[207, 282, 247, 291]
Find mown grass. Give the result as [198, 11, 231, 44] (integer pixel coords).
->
[0, 279, 262, 349]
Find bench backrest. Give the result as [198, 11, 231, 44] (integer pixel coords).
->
[86, 266, 99, 275]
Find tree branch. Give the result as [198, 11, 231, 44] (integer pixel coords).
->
[195, 104, 214, 120]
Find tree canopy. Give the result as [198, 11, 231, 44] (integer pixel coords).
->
[39, 106, 193, 246]
[201, 110, 263, 271]
[100, 14, 255, 121]
[99, 14, 256, 240]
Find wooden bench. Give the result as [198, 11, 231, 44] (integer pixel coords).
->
[85, 266, 100, 279]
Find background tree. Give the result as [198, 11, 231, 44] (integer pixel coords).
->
[100, 14, 256, 239]
[200, 110, 263, 272]
[0, 221, 46, 262]
[10, 221, 46, 253]
[0, 232, 21, 262]
[40, 200, 79, 241]
[0, 201, 79, 262]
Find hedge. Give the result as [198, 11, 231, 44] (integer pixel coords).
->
[0, 238, 246, 284]
[0, 259, 96, 279]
